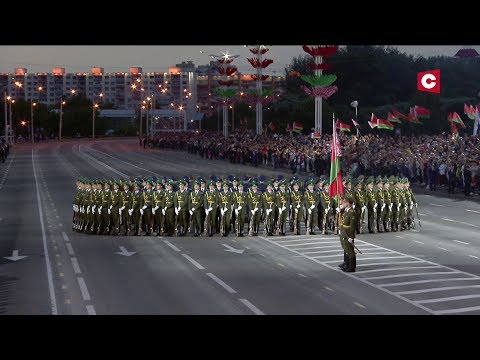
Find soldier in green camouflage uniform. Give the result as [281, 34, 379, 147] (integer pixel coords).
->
[174, 179, 189, 236]
[189, 180, 204, 237]
[398, 178, 407, 231]
[353, 178, 366, 234]
[383, 176, 392, 232]
[390, 176, 400, 232]
[290, 180, 304, 235]
[405, 179, 417, 229]
[365, 176, 377, 233]
[152, 181, 165, 236]
[162, 182, 176, 236]
[72, 179, 81, 230]
[375, 176, 385, 232]
[83, 182, 94, 233]
[204, 181, 219, 236]
[93, 181, 103, 234]
[233, 181, 248, 236]
[248, 182, 263, 236]
[262, 181, 276, 236]
[129, 182, 142, 236]
[304, 179, 320, 235]
[338, 195, 357, 272]
[275, 181, 290, 236]
[99, 181, 111, 234]
[218, 182, 233, 236]
[110, 181, 122, 235]
[120, 182, 132, 235]
[320, 180, 335, 234]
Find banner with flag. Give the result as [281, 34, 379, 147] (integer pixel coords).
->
[329, 118, 344, 200]
[336, 119, 351, 132]
[268, 121, 276, 132]
[351, 119, 360, 128]
[464, 104, 476, 120]
[262, 123, 267, 133]
[292, 122, 303, 133]
[414, 105, 430, 120]
[392, 109, 409, 121]
[451, 120, 459, 139]
[450, 112, 466, 128]
[369, 113, 379, 128]
[407, 107, 423, 124]
[387, 111, 402, 123]
[377, 119, 395, 130]
[286, 123, 292, 133]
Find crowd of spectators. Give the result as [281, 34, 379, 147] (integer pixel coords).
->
[144, 129, 480, 197]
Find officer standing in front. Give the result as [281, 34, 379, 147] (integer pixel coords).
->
[338, 195, 357, 272]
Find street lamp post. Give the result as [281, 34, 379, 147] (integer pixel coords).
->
[3, 91, 7, 145]
[92, 103, 99, 139]
[8, 98, 13, 144]
[30, 100, 36, 143]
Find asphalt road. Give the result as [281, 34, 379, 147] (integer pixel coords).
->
[1, 137, 480, 315]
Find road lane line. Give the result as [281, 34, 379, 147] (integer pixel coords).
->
[413, 240, 424, 244]
[441, 218, 479, 228]
[397, 285, 480, 295]
[323, 255, 408, 263]
[86, 305, 96, 315]
[438, 247, 450, 252]
[359, 265, 441, 274]
[71, 257, 81, 274]
[32, 149, 58, 315]
[277, 263, 285, 267]
[433, 305, 480, 315]
[239, 298, 264, 315]
[354, 302, 366, 309]
[65, 243, 75, 256]
[77, 277, 91, 301]
[395, 235, 404, 239]
[379, 277, 479, 287]
[453, 240, 469, 245]
[206, 273, 236, 294]
[164, 240, 181, 252]
[277, 237, 334, 243]
[429, 203, 445, 207]
[362, 271, 460, 281]
[469, 255, 479, 259]
[417, 294, 480, 304]
[181, 254, 205, 270]
[62, 231, 70, 242]
[298, 273, 307, 278]
[285, 241, 332, 247]
[466, 209, 480, 214]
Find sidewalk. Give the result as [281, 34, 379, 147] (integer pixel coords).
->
[411, 183, 480, 202]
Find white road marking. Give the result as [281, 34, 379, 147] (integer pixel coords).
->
[32, 149, 58, 315]
[164, 240, 181, 252]
[277, 237, 334, 243]
[77, 277, 91, 301]
[395, 236, 404, 239]
[397, 285, 480, 295]
[434, 305, 480, 315]
[379, 277, 479, 287]
[206, 273, 236, 294]
[239, 298, 264, 315]
[323, 255, 408, 263]
[452, 240, 469, 245]
[466, 209, 480, 214]
[469, 255, 479, 259]
[441, 218, 479, 228]
[62, 231, 70, 242]
[181, 254, 205, 270]
[71, 257, 81, 274]
[417, 294, 480, 304]
[324, 286, 333, 291]
[298, 273, 307, 278]
[354, 302, 366, 309]
[438, 247, 450, 252]
[86, 305, 96, 315]
[78, 145, 129, 177]
[359, 265, 441, 274]
[303, 249, 341, 254]
[419, 213, 427, 216]
[429, 203, 445, 207]
[65, 243, 75, 256]
[413, 240, 424, 244]
[411, 229, 419, 232]
[362, 271, 460, 281]
[277, 263, 285, 267]
[311, 254, 344, 259]
[285, 241, 332, 247]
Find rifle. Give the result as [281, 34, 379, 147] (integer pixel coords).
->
[306, 207, 311, 235]
[174, 208, 179, 236]
[249, 207, 257, 236]
[235, 209, 239, 236]
[204, 209, 209, 236]
[372, 203, 377, 233]
[220, 208, 225, 236]
[187, 210, 194, 234]
[359, 205, 366, 233]
[160, 208, 165, 236]
[322, 205, 330, 234]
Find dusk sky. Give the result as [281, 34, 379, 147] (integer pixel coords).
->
[0, 45, 473, 75]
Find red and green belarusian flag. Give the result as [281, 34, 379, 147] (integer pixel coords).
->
[268, 121, 276, 132]
[292, 122, 303, 133]
[329, 118, 344, 200]
[387, 111, 402, 123]
[407, 107, 423, 124]
[377, 118, 395, 130]
[336, 119, 351, 132]
[368, 113, 379, 128]
[449, 111, 466, 128]
[451, 120, 459, 139]
[392, 109, 409, 121]
[414, 105, 430, 120]
[464, 104, 476, 120]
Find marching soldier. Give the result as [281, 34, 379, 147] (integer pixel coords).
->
[162, 182, 176, 236]
[343, 176, 354, 200]
[304, 179, 320, 235]
[383, 176, 392, 232]
[174, 179, 190, 236]
[248, 181, 262, 236]
[233, 181, 248, 236]
[375, 176, 385, 232]
[290, 180, 304, 235]
[92, 181, 103, 234]
[215, 177, 223, 233]
[152, 181, 165, 236]
[189, 180, 204, 237]
[405, 178, 417, 229]
[398, 178, 407, 231]
[353, 178, 366, 234]
[110, 181, 122, 235]
[129, 182, 142, 235]
[199, 178, 207, 233]
[73, 179, 82, 231]
[275, 181, 290, 235]
[390, 176, 400, 232]
[140, 180, 154, 235]
[316, 176, 326, 230]
[204, 180, 219, 237]
[99, 180, 112, 235]
[219, 182, 233, 236]
[320, 179, 333, 234]
[338, 195, 357, 272]
[120, 181, 132, 235]
[83, 181, 94, 233]
[365, 176, 377, 233]
[262, 181, 276, 236]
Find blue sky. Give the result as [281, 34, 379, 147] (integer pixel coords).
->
[0, 45, 472, 75]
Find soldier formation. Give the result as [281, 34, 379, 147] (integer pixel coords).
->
[72, 174, 418, 239]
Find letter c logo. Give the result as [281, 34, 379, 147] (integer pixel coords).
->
[421, 73, 436, 89]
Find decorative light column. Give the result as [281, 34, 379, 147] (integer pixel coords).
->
[301, 45, 338, 135]
[211, 51, 238, 137]
[246, 45, 274, 135]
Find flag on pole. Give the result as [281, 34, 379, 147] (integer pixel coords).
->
[377, 119, 395, 130]
[351, 119, 360, 136]
[286, 123, 292, 132]
[407, 107, 423, 124]
[369, 113, 379, 129]
[387, 111, 402, 123]
[329, 116, 344, 200]
[450, 112, 466, 128]
[392, 109, 409, 120]
[268, 121, 276, 132]
[451, 120, 459, 139]
[336, 119, 351, 132]
[414, 105, 430, 120]
[292, 122, 303, 133]
[262, 123, 267, 133]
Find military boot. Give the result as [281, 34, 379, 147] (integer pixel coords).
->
[338, 252, 348, 270]
[344, 256, 356, 272]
